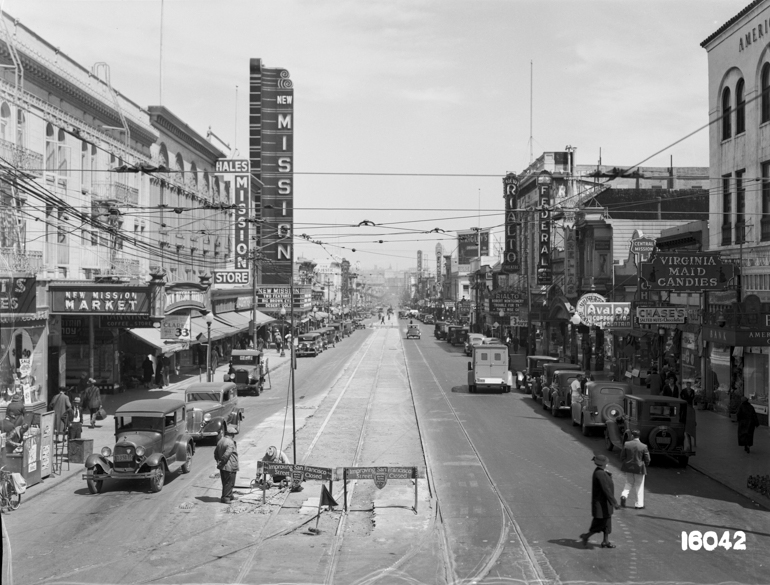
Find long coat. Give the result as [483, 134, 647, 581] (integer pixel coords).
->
[591, 467, 618, 519]
[50, 392, 72, 433]
[620, 438, 651, 475]
[214, 436, 239, 472]
[737, 401, 760, 447]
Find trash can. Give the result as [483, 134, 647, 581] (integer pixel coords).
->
[69, 438, 93, 464]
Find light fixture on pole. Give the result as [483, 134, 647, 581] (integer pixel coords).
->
[204, 311, 215, 382]
[499, 308, 506, 341]
[279, 305, 286, 357]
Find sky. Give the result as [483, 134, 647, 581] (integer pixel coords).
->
[7, 0, 747, 272]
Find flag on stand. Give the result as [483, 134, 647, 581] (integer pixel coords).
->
[320, 484, 338, 508]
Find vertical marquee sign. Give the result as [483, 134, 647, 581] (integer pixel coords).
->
[341, 259, 350, 305]
[250, 58, 294, 285]
[502, 173, 519, 273]
[417, 250, 422, 275]
[537, 171, 553, 285]
[435, 243, 443, 287]
[215, 159, 251, 280]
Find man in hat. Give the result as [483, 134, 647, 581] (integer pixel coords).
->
[214, 425, 239, 504]
[620, 429, 651, 509]
[49, 386, 71, 440]
[83, 378, 102, 429]
[68, 397, 84, 440]
[580, 454, 619, 548]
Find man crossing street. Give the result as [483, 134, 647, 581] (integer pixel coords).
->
[620, 429, 651, 509]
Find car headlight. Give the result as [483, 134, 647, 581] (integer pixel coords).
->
[135, 446, 146, 457]
[203, 413, 212, 422]
[101, 447, 112, 457]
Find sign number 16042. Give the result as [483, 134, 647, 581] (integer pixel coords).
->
[681, 531, 746, 551]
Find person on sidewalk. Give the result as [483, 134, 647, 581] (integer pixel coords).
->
[154, 354, 165, 388]
[162, 355, 171, 386]
[142, 355, 155, 389]
[580, 454, 619, 548]
[737, 397, 760, 454]
[83, 379, 102, 429]
[619, 429, 651, 510]
[646, 367, 663, 395]
[4, 392, 26, 427]
[214, 425, 239, 504]
[68, 397, 84, 440]
[49, 386, 71, 440]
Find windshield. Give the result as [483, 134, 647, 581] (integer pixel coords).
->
[117, 416, 163, 432]
[186, 392, 221, 403]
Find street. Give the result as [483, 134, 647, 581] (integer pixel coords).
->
[2, 318, 768, 584]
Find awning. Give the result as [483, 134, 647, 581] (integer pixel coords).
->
[128, 328, 187, 354]
[191, 316, 238, 342]
[216, 311, 251, 331]
[313, 311, 329, 319]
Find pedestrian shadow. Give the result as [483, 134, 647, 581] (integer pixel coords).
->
[195, 495, 222, 504]
[548, 538, 596, 550]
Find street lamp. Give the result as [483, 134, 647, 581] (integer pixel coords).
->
[279, 305, 286, 357]
[499, 308, 506, 342]
[204, 311, 215, 382]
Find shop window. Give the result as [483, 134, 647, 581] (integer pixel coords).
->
[736, 78, 746, 135]
[721, 174, 732, 245]
[762, 63, 770, 124]
[722, 86, 732, 140]
[0, 102, 10, 142]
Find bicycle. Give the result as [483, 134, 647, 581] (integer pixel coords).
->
[0, 466, 22, 511]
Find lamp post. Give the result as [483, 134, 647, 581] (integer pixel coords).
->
[204, 311, 215, 382]
[657, 326, 667, 373]
[499, 308, 506, 342]
[280, 305, 286, 357]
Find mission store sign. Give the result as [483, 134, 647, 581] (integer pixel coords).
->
[50, 283, 150, 315]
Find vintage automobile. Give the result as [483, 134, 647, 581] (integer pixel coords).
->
[540, 362, 582, 408]
[82, 398, 195, 494]
[297, 332, 324, 356]
[423, 314, 435, 324]
[517, 355, 559, 395]
[542, 368, 582, 416]
[225, 349, 264, 395]
[571, 380, 631, 436]
[406, 324, 421, 339]
[184, 382, 244, 441]
[467, 344, 514, 393]
[447, 325, 469, 347]
[434, 321, 448, 339]
[605, 394, 694, 467]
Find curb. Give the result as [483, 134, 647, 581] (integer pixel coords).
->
[687, 462, 770, 511]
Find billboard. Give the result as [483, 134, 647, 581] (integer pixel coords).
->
[250, 58, 294, 285]
[0, 276, 36, 314]
[564, 227, 577, 298]
[537, 172, 553, 285]
[458, 229, 489, 264]
[502, 173, 519, 273]
[640, 252, 735, 291]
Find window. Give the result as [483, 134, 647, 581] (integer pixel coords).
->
[45, 124, 70, 176]
[762, 162, 770, 241]
[760, 63, 770, 124]
[736, 79, 746, 135]
[16, 110, 25, 148]
[722, 174, 732, 245]
[0, 102, 10, 142]
[45, 124, 56, 172]
[736, 169, 745, 243]
[722, 87, 732, 140]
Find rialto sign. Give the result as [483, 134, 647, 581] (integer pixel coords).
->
[640, 252, 736, 291]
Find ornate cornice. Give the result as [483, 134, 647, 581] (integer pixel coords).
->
[148, 106, 225, 161]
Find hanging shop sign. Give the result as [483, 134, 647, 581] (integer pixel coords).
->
[640, 252, 736, 291]
[702, 326, 770, 346]
[575, 293, 631, 328]
[564, 227, 577, 299]
[502, 173, 520, 273]
[417, 250, 423, 274]
[0, 276, 36, 314]
[101, 315, 156, 328]
[458, 229, 490, 264]
[50, 284, 149, 315]
[216, 159, 251, 277]
[488, 289, 525, 313]
[255, 285, 312, 311]
[436, 243, 444, 282]
[537, 171, 552, 285]
[636, 306, 687, 324]
[164, 282, 209, 314]
[630, 237, 656, 261]
[161, 313, 191, 341]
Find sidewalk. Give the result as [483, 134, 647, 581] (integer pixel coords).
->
[19, 347, 294, 503]
[687, 407, 770, 508]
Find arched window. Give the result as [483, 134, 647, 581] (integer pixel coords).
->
[762, 63, 770, 124]
[189, 161, 198, 188]
[203, 170, 210, 195]
[46, 123, 56, 172]
[16, 110, 25, 148]
[736, 78, 745, 134]
[174, 152, 184, 185]
[0, 103, 10, 142]
[158, 143, 169, 168]
[722, 86, 732, 140]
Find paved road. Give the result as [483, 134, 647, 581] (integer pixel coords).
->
[406, 319, 769, 584]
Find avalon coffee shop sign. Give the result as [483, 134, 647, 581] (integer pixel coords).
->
[640, 252, 735, 292]
[50, 284, 150, 315]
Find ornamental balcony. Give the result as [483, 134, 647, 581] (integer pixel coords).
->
[0, 247, 44, 273]
[91, 181, 139, 206]
[0, 138, 44, 178]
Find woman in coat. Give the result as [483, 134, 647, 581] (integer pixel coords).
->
[142, 356, 155, 388]
[737, 397, 760, 453]
[49, 386, 72, 436]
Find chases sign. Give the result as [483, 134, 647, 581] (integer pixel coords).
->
[636, 306, 686, 324]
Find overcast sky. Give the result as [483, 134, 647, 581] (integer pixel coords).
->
[10, 0, 744, 271]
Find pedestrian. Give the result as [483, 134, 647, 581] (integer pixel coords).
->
[142, 355, 154, 388]
[162, 355, 171, 386]
[49, 386, 72, 440]
[737, 396, 760, 454]
[580, 454, 620, 548]
[256, 336, 265, 351]
[76, 371, 89, 402]
[646, 367, 663, 395]
[214, 425, 239, 504]
[154, 355, 165, 388]
[83, 378, 102, 429]
[512, 337, 519, 353]
[68, 397, 84, 440]
[571, 373, 584, 401]
[683, 396, 697, 452]
[6, 422, 29, 453]
[681, 381, 696, 405]
[260, 445, 291, 487]
[4, 392, 26, 427]
[619, 429, 651, 510]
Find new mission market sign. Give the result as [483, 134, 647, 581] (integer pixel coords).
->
[640, 252, 736, 291]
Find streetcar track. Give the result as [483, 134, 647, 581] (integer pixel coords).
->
[409, 339, 558, 585]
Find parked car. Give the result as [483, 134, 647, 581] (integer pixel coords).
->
[464, 333, 485, 356]
[184, 382, 244, 442]
[605, 394, 694, 467]
[540, 362, 582, 408]
[406, 325, 421, 339]
[423, 314, 435, 324]
[447, 325, 469, 346]
[226, 349, 264, 395]
[434, 321, 447, 339]
[467, 344, 514, 393]
[517, 355, 559, 395]
[297, 332, 324, 357]
[82, 398, 195, 494]
[542, 369, 582, 416]
[571, 381, 632, 436]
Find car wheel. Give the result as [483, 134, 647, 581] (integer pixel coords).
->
[149, 463, 166, 493]
[604, 432, 614, 451]
[541, 396, 548, 410]
[86, 471, 103, 494]
[181, 443, 193, 474]
[469, 385, 476, 393]
[581, 417, 591, 437]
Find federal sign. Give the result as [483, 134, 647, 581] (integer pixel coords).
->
[214, 270, 250, 285]
[161, 313, 191, 341]
[636, 306, 686, 324]
[640, 252, 735, 291]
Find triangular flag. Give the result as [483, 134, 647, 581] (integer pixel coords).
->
[320, 484, 338, 508]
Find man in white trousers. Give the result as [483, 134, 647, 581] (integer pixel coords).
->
[620, 429, 651, 510]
